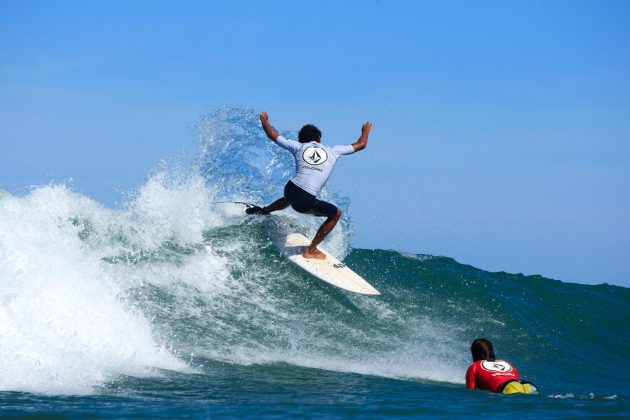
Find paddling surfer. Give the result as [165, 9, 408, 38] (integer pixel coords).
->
[466, 338, 539, 395]
[247, 112, 372, 260]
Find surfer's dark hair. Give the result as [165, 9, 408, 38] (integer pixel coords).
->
[298, 124, 322, 143]
[471, 338, 496, 362]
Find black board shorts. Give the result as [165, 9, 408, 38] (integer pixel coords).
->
[284, 181, 338, 218]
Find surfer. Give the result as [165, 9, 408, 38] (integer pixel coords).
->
[247, 112, 372, 260]
[466, 338, 539, 395]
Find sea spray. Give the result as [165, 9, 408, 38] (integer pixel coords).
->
[195, 106, 353, 258]
[0, 178, 466, 396]
[0, 186, 188, 394]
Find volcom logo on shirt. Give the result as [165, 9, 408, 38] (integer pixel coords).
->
[302, 146, 328, 165]
[480, 361, 513, 373]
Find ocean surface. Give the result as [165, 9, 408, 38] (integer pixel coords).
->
[1, 108, 629, 418]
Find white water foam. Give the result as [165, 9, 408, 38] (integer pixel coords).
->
[0, 172, 467, 395]
[0, 170, 356, 395]
[0, 185, 192, 394]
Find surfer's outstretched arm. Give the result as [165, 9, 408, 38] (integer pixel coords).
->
[260, 112, 280, 141]
[351, 122, 372, 152]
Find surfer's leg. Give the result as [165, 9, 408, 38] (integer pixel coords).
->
[247, 198, 289, 215]
[304, 207, 342, 260]
[262, 197, 289, 214]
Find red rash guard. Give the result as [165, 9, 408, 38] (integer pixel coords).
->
[466, 360, 520, 392]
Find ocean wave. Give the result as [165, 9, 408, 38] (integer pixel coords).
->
[1, 108, 628, 397]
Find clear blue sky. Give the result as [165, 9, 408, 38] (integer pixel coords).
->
[1, 0, 629, 286]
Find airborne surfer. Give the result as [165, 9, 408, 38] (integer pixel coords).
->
[247, 112, 372, 260]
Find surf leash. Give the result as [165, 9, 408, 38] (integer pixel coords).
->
[211, 200, 258, 209]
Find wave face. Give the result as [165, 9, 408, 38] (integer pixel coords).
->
[1, 108, 628, 399]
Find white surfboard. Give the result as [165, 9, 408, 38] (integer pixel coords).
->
[280, 233, 380, 295]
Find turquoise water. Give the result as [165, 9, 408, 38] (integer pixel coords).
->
[1, 108, 628, 417]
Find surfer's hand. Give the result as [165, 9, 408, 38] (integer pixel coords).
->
[260, 112, 280, 141]
[351, 122, 371, 152]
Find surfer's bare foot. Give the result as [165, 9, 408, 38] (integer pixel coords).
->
[303, 247, 326, 260]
